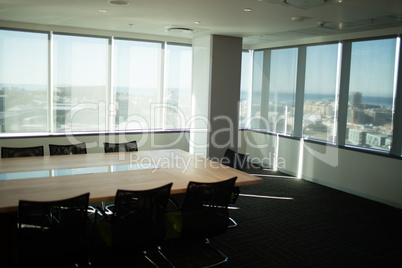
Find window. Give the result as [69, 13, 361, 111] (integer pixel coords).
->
[268, 48, 298, 135]
[346, 38, 398, 152]
[113, 39, 162, 131]
[164, 43, 192, 129]
[244, 36, 401, 156]
[0, 29, 48, 133]
[239, 50, 252, 128]
[0, 29, 193, 136]
[53, 34, 109, 132]
[303, 44, 340, 142]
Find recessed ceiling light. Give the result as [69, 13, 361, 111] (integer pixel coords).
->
[244, 8, 253, 12]
[98, 9, 107, 13]
[108, 0, 130, 5]
[194, 21, 201, 25]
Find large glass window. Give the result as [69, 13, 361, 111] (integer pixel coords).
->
[164, 43, 192, 129]
[268, 48, 298, 135]
[346, 38, 398, 152]
[0, 30, 48, 133]
[53, 34, 109, 132]
[0, 29, 193, 136]
[303, 44, 339, 142]
[113, 39, 162, 131]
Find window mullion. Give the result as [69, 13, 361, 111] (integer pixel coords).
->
[161, 42, 168, 130]
[293, 46, 306, 138]
[390, 37, 402, 156]
[109, 37, 115, 132]
[260, 49, 271, 131]
[337, 41, 352, 146]
[49, 32, 54, 133]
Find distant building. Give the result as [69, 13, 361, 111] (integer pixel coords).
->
[366, 133, 387, 147]
[348, 128, 367, 145]
[347, 109, 371, 125]
[366, 109, 392, 126]
[350, 92, 362, 107]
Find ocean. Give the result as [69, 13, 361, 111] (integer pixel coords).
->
[246, 91, 394, 108]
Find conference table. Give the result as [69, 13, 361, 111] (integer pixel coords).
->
[0, 149, 263, 213]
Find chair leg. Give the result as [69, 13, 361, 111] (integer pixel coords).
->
[228, 217, 237, 228]
[158, 246, 175, 268]
[202, 238, 228, 268]
[142, 247, 175, 268]
[143, 250, 159, 267]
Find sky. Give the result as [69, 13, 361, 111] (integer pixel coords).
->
[0, 29, 192, 93]
[0, 28, 398, 102]
[248, 37, 398, 103]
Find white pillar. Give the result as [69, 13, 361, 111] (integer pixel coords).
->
[190, 35, 242, 159]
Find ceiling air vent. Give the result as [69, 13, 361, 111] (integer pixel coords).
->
[166, 27, 194, 33]
[108, 1, 130, 6]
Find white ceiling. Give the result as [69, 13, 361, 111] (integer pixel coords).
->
[1, 0, 402, 47]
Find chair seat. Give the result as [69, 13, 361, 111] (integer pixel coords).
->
[166, 211, 183, 233]
[95, 221, 113, 248]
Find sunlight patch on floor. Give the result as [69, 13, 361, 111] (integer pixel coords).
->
[239, 193, 294, 200]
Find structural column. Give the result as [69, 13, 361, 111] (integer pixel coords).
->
[190, 35, 242, 159]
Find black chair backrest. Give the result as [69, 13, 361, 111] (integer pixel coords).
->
[223, 149, 248, 171]
[1, 146, 44, 158]
[17, 193, 90, 265]
[104, 140, 138, 153]
[111, 183, 172, 249]
[181, 177, 237, 238]
[49, 143, 87, 155]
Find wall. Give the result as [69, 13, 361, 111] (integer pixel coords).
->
[0, 131, 189, 155]
[241, 130, 402, 209]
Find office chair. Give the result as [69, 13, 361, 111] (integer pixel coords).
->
[166, 177, 237, 267]
[102, 141, 138, 214]
[222, 148, 249, 172]
[222, 149, 249, 227]
[103, 140, 138, 153]
[94, 183, 174, 267]
[48, 142, 96, 214]
[49, 142, 87, 155]
[102, 140, 138, 214]
[17, 193, 90, 267]
[1, 146, 44, 158]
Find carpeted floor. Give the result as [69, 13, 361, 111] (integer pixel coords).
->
[205, 169, 402, 268]
[90, 167, 402, 267]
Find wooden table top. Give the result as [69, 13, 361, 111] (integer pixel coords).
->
[0, 149, 262, 213]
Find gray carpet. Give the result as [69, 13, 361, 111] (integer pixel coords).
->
[90, 167, 402, 267]
[160, 168, 402, 267]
